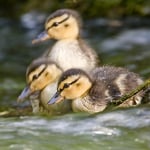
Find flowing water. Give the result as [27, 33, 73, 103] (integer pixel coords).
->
[0, 108, 150, 150]
[0, 13, 150, 150]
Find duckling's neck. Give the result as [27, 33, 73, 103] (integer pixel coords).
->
[40, 82, 71, 114]
[54, 38, 78, 44]
[40, 82, 57, 107]
[45, 38, 96, 72]
[72, 95, 107, 114]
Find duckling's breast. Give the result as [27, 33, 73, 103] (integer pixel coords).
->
[40, 82, 71, 114]
[47, 39, 96, 72]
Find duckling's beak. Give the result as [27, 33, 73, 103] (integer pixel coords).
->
[48, 91, 64, 105]
[32, 31, 50, 44]
[17, 86, 31, 103]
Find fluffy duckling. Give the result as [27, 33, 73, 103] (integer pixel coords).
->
[17, 58, 71, 114]
[48, 67, 144, 114]
[32, 9, 99, 72]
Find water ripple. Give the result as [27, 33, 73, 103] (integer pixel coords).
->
[101, 29, 150, 51]
[0, 107, 150, 139]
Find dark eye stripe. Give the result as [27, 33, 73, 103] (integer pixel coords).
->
[59, 77, 80, 92]
[32, 65, 47, 81]
[46, 15, 70, 31]
[32, 74, 38, 81]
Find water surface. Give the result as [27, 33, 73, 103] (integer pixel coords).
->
[0, 107, 150, 150]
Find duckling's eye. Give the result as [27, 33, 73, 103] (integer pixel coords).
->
[32, 74, 39, 81]
[63, 83, 70, 89]
[52, 22, 59, 27]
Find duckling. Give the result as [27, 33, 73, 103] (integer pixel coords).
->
[17, 58, 71, 114]
[48, 67, 144, 114]
[32, 9, 99, 72]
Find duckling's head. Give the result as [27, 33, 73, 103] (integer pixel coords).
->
[32, 9, 82, 43]
[48, 69, 92, 104]
[18, 58, 62, 102]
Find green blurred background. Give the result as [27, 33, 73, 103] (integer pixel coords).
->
[1, 0, 150, 19]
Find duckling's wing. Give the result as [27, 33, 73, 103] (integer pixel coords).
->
[89, 81, 110, 105]
[78, 39, 100, 66]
